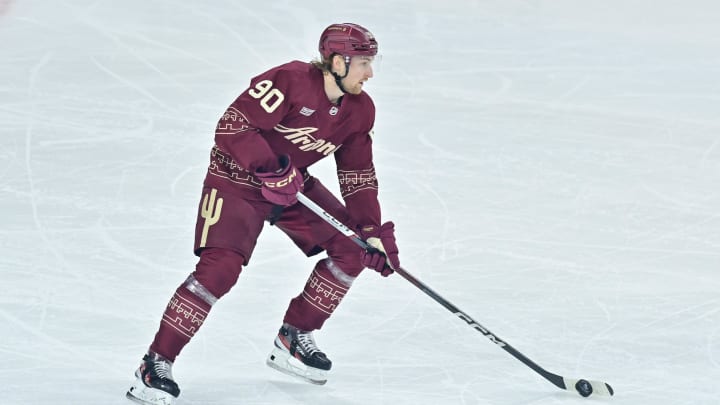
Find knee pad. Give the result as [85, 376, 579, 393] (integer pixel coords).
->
[324, 233, 365, 279]
[191, 247, 245, 299]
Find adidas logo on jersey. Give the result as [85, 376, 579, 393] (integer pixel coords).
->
[299, 106, 316, 116]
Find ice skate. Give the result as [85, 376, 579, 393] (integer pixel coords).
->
[266, 323, 332, 385]
[126, 352, 180, 405]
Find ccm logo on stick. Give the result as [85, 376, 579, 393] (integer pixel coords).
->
[455, 311, 507, 347]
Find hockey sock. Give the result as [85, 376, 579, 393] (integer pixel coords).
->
[283, 259, 352, 331]
[148, 248, 244, 361]
[149, 275, 215, 361]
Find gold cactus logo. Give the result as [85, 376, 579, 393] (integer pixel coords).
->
[199, 188, 223, 248]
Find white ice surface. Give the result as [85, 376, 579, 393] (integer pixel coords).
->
[1, 1, 720, 404]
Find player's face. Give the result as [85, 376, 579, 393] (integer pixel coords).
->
[341, 56, 375, 94]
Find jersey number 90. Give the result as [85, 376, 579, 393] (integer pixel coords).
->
[248, 80, 285, 113]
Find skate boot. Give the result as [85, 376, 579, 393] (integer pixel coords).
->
[126, 352, 180, 405]
[266, 323, 332, 385]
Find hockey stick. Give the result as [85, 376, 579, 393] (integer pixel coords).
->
[296, 192, 614, 398]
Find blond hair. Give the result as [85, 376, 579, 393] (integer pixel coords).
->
[311, 57, 332, 72]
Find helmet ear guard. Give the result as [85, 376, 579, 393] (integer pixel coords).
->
[326, 53, 351, 94]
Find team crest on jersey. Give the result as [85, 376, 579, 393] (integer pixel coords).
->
[329, 106, 339, 116]
[299, 106, 316, 116]
[274, 124, 340, 156]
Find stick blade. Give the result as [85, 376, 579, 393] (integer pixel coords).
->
[563, 377, 614, 397]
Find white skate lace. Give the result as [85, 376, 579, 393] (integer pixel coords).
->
[297, 332, 320, 355]
[152, 360, 174, 380]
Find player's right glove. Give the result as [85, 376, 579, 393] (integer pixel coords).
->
[256, 155, 303, 206]
[359, 221, 400, 277]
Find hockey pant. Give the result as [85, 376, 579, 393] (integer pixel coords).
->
[149, 178, 364, 361]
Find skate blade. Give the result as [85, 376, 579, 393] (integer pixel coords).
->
[126, 377, 176, 405]
[266, 346, 328, 385]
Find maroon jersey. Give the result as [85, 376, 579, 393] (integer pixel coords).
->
[206, 61, 380, 229]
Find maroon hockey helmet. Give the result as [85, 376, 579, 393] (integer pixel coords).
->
[318, 23, 378, 59]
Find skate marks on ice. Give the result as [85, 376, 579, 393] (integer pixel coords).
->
[2, 0, 720, 404]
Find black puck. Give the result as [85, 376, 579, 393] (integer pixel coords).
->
[575, 379, 593, 397]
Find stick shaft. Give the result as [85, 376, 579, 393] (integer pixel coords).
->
[295, 192, 570, 388]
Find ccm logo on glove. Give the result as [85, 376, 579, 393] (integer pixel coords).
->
[263, 169, 298, 188]
[256, 155, 304, 206]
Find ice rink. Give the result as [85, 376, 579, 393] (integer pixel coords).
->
[2, 0, 719, 404]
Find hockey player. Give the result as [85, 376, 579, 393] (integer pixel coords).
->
[126, 23, 401, 405]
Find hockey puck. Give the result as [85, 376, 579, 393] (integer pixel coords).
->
[575, 379, 593, 397]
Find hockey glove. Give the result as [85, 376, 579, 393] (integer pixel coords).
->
[359, 221, 400, 277]
[256, 155, 303, 206]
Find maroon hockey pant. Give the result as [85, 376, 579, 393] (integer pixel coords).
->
[150, 178, 365, 361]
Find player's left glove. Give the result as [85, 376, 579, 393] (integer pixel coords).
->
[359, 221, 400, 277]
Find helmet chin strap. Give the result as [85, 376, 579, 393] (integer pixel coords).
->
[330, 56, 350, 94]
